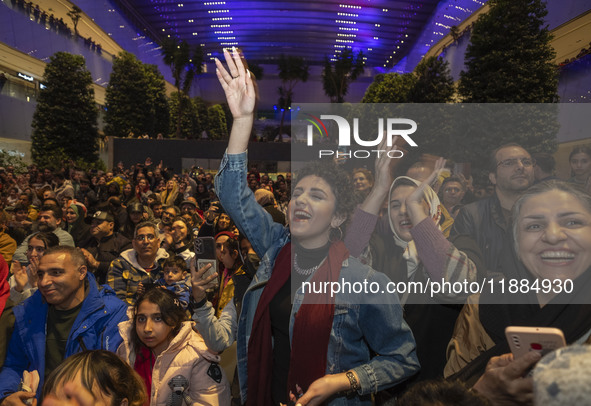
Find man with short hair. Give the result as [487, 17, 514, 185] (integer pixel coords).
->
[79, 211, 131, 284]
[532, 152, 558, 183]
[53, 172, 74, 202]
[107, 221, 169, 305]
[12, 205, 75, 264]
[75, 176, 97, 207]
[441, 176, 467, 218]
[150, 201, 163, 219]
[0, 246, 127, 403]
[451, 143, 535, 277]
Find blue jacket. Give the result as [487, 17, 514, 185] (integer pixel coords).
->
[215, 152, 419, 405]
[0, 272, 128, 400]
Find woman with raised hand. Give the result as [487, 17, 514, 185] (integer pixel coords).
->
[212, 47, 418, 406]
[344, 152, 484, 387]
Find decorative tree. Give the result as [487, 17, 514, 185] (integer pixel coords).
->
[193, 97, 210, 138]
[459, 0, 558, 103]
[160, 38, 204, 138]
[408, 56, 455, 103]
[169, 92, 199, 139]
[361, 72, 416, 103]
[143, 64, 170, 137]
[457, 0, 559, 180]
[67, 5, 82, 36]
[276, 54, 309, 137]
[207, 104, 228, 140]
[105, 52, 152, 138]
[31, 52, 99, 169]
[322, 49, 364, 103]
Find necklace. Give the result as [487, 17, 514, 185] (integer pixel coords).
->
[293, 253, 320, 276]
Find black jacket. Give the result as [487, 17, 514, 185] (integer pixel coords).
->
[79, 232, 132, 284]
[450, 194, 517, 278]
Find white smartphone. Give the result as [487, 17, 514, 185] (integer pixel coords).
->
[505, 326, 566, 358]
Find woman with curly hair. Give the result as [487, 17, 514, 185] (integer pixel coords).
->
[210, 47, 418, 406]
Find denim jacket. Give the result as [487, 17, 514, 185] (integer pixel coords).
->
[215, 152, 419, 405]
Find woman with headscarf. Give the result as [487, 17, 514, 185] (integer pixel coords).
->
[64, 201, 90, 246]
[344, 155, 484, 388]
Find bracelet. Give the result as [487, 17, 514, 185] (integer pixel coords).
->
[189, 297, 207, 313]
[345, 371, 360, 395]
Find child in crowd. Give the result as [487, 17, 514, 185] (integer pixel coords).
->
[117, 287, 230, 405]
[157, 256, 191, 310]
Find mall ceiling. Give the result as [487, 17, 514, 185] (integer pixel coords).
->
[115, 0, 443, 69]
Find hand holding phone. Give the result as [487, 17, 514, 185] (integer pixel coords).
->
[505, 326, 566, 359]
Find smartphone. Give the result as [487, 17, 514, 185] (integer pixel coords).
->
[505, 326, 566, 358]
[193, 236, 218, 289]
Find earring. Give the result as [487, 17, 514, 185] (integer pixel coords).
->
[329, 226, 344, 243]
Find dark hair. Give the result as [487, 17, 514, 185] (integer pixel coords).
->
[42, 197, 60, 207]
[441, 176, 466, 191]
[397, 379, 490, 406]
[569, 145, 591, 162]
[488, 143, 528, 173]
[39, 204, 63, 220]
[131, 287, 187, 351]
[216, 232, 240, 259]
[162, 256, 188, 272]
[512, 180, 591, 257]
[532, 152, 556, 175]
[43, 246, 86, 268]
[134, 221, 159, 239]
[42, 350, 147, 406]
[293, 161, 356, 221]
[29, 232, 60, 249]
[163, 205, 180, 215]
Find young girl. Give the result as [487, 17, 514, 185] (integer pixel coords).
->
[117, 288, 230, 406]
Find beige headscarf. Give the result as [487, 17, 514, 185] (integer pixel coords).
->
[387, 176, 442, 280]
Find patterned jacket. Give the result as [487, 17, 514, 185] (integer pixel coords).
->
[107, 248, 169, 306]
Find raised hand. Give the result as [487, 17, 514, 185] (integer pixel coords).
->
[405, 157, 446, 225]
[190, 259, 218, 302]
[215, 47, 256, 121]
[11, 261, 29, 293]
[359, 137, 401, 215]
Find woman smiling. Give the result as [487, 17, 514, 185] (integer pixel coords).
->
[213, 47, 419, 406]
[446, 180, 591, 391]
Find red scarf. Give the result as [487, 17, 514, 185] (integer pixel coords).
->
[246, 241, 349, 406]
[0, 255, 9, 316]
[134, 346, 155, 406]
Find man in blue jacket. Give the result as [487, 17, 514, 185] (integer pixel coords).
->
[0, 246, 127, 404]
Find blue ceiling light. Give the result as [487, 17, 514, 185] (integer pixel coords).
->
[108, 0, 445, 68]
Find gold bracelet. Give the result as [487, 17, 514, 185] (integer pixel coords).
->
[345, 371, 360, 395]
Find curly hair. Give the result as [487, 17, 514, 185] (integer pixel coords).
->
[292, 160, 356, 221]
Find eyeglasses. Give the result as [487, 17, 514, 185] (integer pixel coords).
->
[135, 234, 156, 242]
[496, 158, 535, 168]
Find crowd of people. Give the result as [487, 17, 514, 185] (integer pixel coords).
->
[1, 47, 591, 406]
[8, 0, 103, 54]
